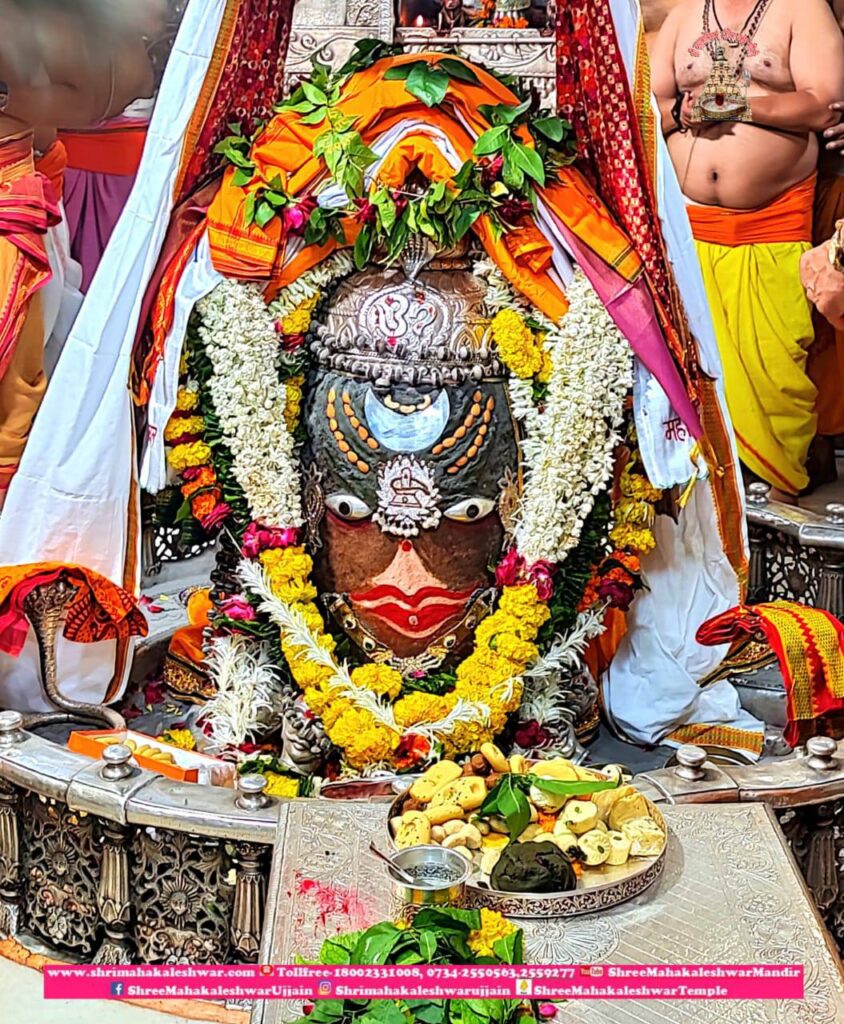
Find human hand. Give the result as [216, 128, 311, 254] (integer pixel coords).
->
[680, 90, 697, 129]
[801, 243, 844, 329]
[824, 101, 844, 150]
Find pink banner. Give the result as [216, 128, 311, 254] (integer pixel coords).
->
[43, 964, 804, 1002]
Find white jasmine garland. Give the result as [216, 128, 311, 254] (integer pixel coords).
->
[198, 280, 303, 528]
[477, 261, 632, 564]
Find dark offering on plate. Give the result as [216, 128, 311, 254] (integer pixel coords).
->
[489, 839, 578, 894]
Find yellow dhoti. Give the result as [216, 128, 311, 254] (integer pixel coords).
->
[688, 176, 817, 496]
[808, 171, 844, 438]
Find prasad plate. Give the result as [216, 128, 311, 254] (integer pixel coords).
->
[387, 793, 667, 919]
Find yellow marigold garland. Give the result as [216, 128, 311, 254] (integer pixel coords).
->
[260, 533, 547, 768]
[490, 308, 545, 380]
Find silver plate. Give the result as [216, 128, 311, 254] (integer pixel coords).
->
[387, 793, 667, 919]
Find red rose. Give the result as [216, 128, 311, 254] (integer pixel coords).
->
[200, 502, 231, 533]
[597, 577, 636, 612]
[514, 719, 553, 750]
[354, 198, 378, 225]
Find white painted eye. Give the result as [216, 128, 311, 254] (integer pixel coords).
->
[326, 493, 372, 520]
[443, 497, 495, 523]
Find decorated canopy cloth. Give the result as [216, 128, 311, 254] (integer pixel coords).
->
[0, 0, 757, 755]
[0, 563, 147, 660]
[697, 602, 844, 747]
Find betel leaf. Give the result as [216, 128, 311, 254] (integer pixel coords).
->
[406, 62, 450, 108]
[319, 929, 364, 965]
[419, 928, 437, 963]
[410, 1002, 446, 1024]
[528, 774, 620, 797]
[533, 116, 566, 143]
[412, 905, 481, 932]
[352, 921, 405, 964]
[383, 62, 420, 82]
[359, 1002, 406, 1024]
[439, 58, 480, 84]
[511, 143, 545, 186]
[492, 928, 523, 965]
[473, 124, 510, 157]
[254, 201, 276, 229]
[479, 774, 531, 841]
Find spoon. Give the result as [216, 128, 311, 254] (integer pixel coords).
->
[369, 842, 416, 885]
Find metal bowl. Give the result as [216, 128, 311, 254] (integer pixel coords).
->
[387, 844, 471, 922]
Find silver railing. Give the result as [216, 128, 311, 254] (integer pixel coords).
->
[0, 711, 276, 964]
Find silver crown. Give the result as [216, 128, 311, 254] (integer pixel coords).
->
[311, 265, 503, 388]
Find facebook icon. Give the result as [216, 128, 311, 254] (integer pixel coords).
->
[110, 983, 124, 997]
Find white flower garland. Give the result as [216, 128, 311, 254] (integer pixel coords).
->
[197, 281, 303, 528]
[199, 634, 280, 749]
[477, 260, 633, 564]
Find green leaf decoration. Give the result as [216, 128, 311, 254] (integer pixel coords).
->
[479, 774, 531, 841]
[439, 58, 480, 84]
[354, 222, 374, 269]
[299, 107, 329, 126]
[254, 201, 276, 230]
[301, 81, 328, 105]
[383, 63, 419, 81]
[492, 929, 523, 965]
[352, 921, 405, 965]
[527, 774, 620, 797]
[243, 192, 257, 226]
[479, 99, 530, 126]
[533, 116, 566, 142]
[406, 63, 450, 107]
[473, 124, 509, 156]
[511, 143, 545, 186]
[231, 168, 253, 189]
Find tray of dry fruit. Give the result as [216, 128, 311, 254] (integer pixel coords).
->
[388, 743, 667, 918]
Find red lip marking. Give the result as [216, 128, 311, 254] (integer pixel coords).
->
[350, 584, 476, 638]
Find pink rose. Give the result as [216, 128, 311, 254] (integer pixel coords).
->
[241, 522, 300, 558]
[495, 548, 526, 588]
[527, 559, 556, 601]
[219, 595, 257, 622]
[283, 194, 317, 235]
[538, 1003, 558, 1019]
[200, 502, 231, 532]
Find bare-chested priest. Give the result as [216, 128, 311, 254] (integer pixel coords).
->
[651, 0, 844, 502]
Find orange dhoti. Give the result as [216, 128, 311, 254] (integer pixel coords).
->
[0, 132, 61, 496]
[808, 172, 844, 438]
[688, 176, 817, 495]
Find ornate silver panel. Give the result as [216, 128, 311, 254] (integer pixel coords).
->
[21, 792, 102, 957]
[0, 777, 21, 937]
[131, 826, 235, 963]
[755, 527, 821, 606]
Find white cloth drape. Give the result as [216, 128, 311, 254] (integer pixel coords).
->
[0, 0, 228, 711]
[604, 0, 760, 752]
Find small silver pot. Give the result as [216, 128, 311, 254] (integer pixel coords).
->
[387, 845, 471, 923]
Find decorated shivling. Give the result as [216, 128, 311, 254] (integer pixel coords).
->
[148, 39, 750, 775]
[4, 0, 844, 1004]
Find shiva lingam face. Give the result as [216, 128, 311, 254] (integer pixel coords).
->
[303, 263, 520, 672]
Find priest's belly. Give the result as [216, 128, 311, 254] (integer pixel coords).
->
[669, 123, 817, 209]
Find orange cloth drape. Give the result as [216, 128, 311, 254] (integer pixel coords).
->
[687, 174, 815, 248]
[205, 53, 643, 326]
[697, 600, 844, 746]
[0, 562, 147, 658]
[167, 587, 213, 667]
[60, 124, 148, 177]
[808, 172, 844, 437]
[34, 140, 67, 204]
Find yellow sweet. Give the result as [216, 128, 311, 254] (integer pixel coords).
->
[409, 760, 463, 803]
